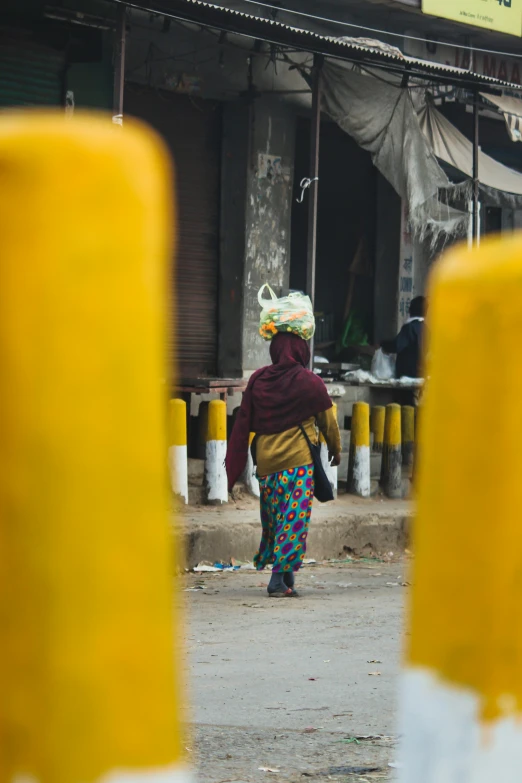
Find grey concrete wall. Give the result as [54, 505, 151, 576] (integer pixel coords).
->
[413, 238, 431, 298]
[374, 173, 401, 343]
[242, 97, 296, 374]
[126, 15, 298, 378]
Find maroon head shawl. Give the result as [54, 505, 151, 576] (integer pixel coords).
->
[225, 332, 333, 490]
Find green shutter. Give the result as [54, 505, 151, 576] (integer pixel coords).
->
[0, 35, 64, 107]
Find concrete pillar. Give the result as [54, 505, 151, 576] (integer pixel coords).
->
[0, 114, 187, 783]
[320, 432, 337, 498]
[347, 402, 370, 497]
[242, 433, 260, 498]
[319, 403, 338, 497]
[241, 98, 295, 374]
[399, 233, 522, 782]
[401, 405, 415, 468]
[371, 405, 385, 453]
[168, 398, 188, 504]
[398, 201, 414, 328]
[205, 399, 228, 504]
[381, 403, 402, 498]
[197, 400, 209, 460]
[331, 402, 339, 496]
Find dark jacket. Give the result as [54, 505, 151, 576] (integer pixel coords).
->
[381, 318, 424, 379]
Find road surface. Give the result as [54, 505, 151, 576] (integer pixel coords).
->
[185, 557, 408, 782]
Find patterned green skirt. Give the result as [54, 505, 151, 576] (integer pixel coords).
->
[254, 464, 315, 573]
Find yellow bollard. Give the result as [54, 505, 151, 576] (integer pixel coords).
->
[0, 115, 187, 783]
[242, 432, 260, 497]
[401, 234, 522, 780]
[401, 405, 415, 468]
[371, 405, 385, 453]
[197, 400, 209, 460]
[169, 398, 188, 504]
[205, 399, 228, 504]
[331, 402, 339, 497]
[347, 401, 370, 497]
[380, 403, 402, 498]
[318, 420, 337, 496]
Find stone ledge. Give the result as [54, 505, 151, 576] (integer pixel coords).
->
[178, 496, 412, 568]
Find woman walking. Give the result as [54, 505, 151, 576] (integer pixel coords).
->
[226, 332, 341, 597]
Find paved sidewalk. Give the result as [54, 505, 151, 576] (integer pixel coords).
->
[186, 558, 408, 782]
[181, 495, 412, 568]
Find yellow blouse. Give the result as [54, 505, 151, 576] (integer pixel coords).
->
[255, 407, 341, 478]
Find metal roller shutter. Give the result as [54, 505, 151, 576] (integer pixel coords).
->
[0, 28, 64, 107]
[125, 86, 221, 379]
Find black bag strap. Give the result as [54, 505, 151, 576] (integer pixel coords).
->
[299, 423, 314, 450]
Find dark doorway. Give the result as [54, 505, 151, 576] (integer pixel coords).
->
[291, 118, 377, 355]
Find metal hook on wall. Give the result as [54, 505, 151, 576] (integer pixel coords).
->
[296, 176, 319, 203]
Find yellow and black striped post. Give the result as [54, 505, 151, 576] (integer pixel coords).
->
[400, 234, 522, 781]
[401, 405, 415, 468]
[380, 403, 402, 498]
[197, 400, 209, 460]
[347, 401, 371, 497]
[0, 114, 188, 783]
[371, 405, 385, 453]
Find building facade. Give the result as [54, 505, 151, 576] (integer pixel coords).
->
[2, 0, 522, 383]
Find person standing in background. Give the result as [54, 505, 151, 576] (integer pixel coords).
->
[381, 295, 426, 406]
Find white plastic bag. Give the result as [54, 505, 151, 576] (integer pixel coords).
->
[258, 284, 315, 342]
[371, 348, 396, 380]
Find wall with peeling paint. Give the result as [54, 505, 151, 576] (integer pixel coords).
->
[242, 97, 296, 374]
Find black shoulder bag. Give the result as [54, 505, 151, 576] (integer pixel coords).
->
[299, 425, 334, 504]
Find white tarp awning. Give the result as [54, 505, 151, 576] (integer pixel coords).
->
[418, 102, 522, 201]
[480, 92, 522, 142]
[320, 61, 468, 241]
[320, 62, 522, 241]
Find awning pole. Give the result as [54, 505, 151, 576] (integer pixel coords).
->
[472, 91, 480, 244]
[113, 5, 127, 124]
[307, 54, 322, 367]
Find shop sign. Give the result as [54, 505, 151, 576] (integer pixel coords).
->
[422, 0, 522, 37]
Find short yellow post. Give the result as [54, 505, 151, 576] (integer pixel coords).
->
[371, 405, 385, 453]
[401, 405, 415, 468]
[331, 402, 339, 496]
[380, 403, 402, 498]
[242, 432, 260, 497]
[0, 114, 186, 783]
[205, 399, 228, 504]
[347, 401, 370, 497]
[401, 234, 522, 780]
[319, 406, 337, 497]
[197, 400, 209, 459]
[169, 398, 188, 503]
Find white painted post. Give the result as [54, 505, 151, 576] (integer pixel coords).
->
[242, 433, 260, 498]
[331, 402, 339, 497]
[168, 398, 188, 504]
[320, 437, 337, 498]
[347, 402, 370, 497]
[319, 403, 339, 497]
[205, 400, 228, 505]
